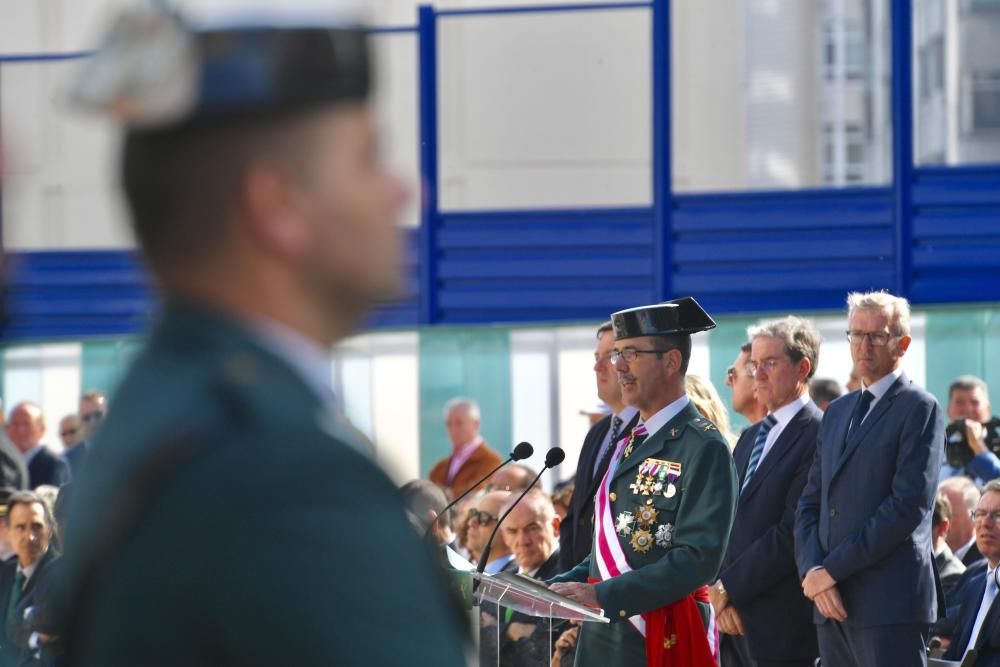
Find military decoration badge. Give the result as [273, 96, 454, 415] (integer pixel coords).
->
[616, 502, 675, 554]
[631, 458, 682, 499]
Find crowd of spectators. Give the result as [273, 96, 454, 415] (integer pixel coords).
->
[0, 391, 106, 664]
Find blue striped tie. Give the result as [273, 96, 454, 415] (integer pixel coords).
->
[741, 414, 778, 494]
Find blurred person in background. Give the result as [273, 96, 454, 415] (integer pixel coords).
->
[933, 493, 967, 596]
[686, 373, 737, 448]
[63, 391, 107, 479]
[0, 399, 28, 490]
[941, 376, 1000, 485]
[6, 403, 68, 490]
[429, 398, 502, 498]
[941, 476, 986, 568]
[57, 415, 83, 451]
[809, 377, 843, 412]
[726, 342, 767, 427]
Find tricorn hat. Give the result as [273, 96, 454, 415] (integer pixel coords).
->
[611, 297, 716, 340]
[70, 7, 371, 131]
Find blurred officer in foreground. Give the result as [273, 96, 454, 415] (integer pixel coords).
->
[53, 7, 468, 665]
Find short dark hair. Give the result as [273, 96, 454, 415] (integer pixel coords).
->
[810, 378, 844, 405]
[650, 333, 693, 375]
[933, 493, 952, 530]
[122, 111, 326, 273]
[400, 480, 451, 532]
[740, 342, 752, 355]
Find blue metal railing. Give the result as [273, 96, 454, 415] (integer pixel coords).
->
[3, 1, 1000, 340]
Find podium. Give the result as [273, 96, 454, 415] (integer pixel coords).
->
[471, 570, 608, 667]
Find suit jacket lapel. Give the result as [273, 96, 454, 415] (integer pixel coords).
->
[613, 404, 697, 482]
[741, 404, 815, 500]
[832, 375, 906, 479]
[581, 416, 613, 499]
[732, 423, 758, 483]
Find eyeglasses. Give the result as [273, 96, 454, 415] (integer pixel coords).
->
[726, 367, 738, 383]
[61, 427, 80, 438]
[610, 347, 669, 364]
[467, 509, 498, 526]
[81, 410, 105, 424]
[845, 331, 897, 347]
[971, 509, 1000, 523]
[746, 358, 786, 378]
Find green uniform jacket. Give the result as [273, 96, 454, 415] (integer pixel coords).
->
[58, 301, 468, 666]
[552, 402, 738, 666]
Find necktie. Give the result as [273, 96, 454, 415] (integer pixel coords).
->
[846, 390, 875, 441]
[594, 415, 624, 480]
[741, 414, 778, 493]
[622, 424, 648, 460]
[966, 568, 999, 654]
[6, 570, 24, 623]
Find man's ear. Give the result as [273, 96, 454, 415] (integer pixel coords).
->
[551, 515, 560, 538]
[238, 161, 310, 259]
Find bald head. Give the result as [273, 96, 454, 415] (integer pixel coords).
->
[6, 402, 45, 454]
[940, 476, 980, 552]
[500, 490, 559, 573]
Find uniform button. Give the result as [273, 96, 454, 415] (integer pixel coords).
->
[610, 492, 617, 502]
[619, 610, 627, 618]
[829, 508, 837, 517]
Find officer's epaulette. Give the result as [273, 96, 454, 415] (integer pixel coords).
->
[689, 415, 720, 436]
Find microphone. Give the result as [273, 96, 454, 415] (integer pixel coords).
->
[475, 446, 565, 575]
[424, 441, 534, 540]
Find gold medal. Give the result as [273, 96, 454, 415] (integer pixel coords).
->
[635, 505, 659, 527]
[630, 529, 653, 553]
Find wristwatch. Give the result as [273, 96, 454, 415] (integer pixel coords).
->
[715, 580, 727, 597]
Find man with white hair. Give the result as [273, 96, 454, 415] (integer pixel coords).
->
[428, 397, 502, 497]
[796, 291, 944, 666]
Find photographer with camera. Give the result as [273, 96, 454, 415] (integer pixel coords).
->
[941, 376, 1000, 485]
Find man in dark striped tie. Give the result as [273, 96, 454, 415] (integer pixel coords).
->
[710, 316, 823, 667]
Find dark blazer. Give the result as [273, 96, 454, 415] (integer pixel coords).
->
[559, 411, 640, 572]
[62, 443, 88, 481]
[26, 449, 68, 490]
[56, 301, 469, 666]
[483, 550, 567, 667]
[937, 545, 969, 597]
[719, 401, 821, 663]
[944, 565, 1000, 666]
[0, 549, 57, 665]
[795, 373, 944, 627]
[966, 543, 987, 568]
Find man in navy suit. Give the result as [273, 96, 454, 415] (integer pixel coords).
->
[559, 321, 639, 571]
[711, 316, 821, 666]
[796, 291, 944, 666]
[943, 479, 1000, 666]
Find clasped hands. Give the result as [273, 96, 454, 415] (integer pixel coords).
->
[802, 567, 847, 622]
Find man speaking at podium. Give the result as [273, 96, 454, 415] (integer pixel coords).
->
[551, 298, 739, 666]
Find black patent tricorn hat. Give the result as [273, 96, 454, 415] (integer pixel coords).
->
[70, 7, 371, 131]
[611, 297, 716, 340]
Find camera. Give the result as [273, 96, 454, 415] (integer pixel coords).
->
[945, 417, 1000, 468]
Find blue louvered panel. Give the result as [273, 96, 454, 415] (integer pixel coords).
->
[432, 208, 656, 323]
[365, 230, 421, 328]
[1, 251, 155, 341]
[910, 166, 1000, 304]
[2, 230, 421, 340]
[671, 188, 896, 314]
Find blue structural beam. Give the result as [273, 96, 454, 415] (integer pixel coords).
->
[651, 0, 671, 301]
[417, 5, 439, 325]
[890, 0, 914, 298]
